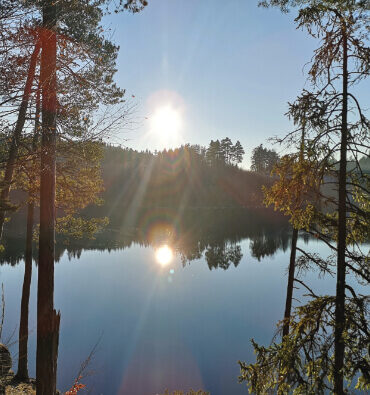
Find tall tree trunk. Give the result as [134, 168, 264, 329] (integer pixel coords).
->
[282, 227, 298, 337]
[15, 200, 34, 381]
[282, 117, 305, 338]
[16, 86, 41, 382]
[334, 24, 348, 395]
[0, 42, 40, 240]
[36, 2, 60, 394]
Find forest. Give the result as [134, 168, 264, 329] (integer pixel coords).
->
[2, 139, 282, 238]
[0, 1, 369, 395]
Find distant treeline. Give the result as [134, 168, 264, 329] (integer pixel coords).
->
[2, 138, 283, 236]
[86, 141, 276, 224]
[5, 139, 369, 235]
[94, 141, 369, 225]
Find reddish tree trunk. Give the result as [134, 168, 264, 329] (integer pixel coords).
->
[36, 1, 60, 393]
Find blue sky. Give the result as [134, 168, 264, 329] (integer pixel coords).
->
[104, 0, 368, 168]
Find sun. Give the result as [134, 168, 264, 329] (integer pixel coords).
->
[150, 105, 182, 143]
[155, 245, 173, 266]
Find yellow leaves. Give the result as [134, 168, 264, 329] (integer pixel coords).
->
[355, 375, 370, 391]
[56, 215, 109, 240]
[264, 154, 321, 230]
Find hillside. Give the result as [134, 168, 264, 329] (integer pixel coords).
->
[84, 144, 272, 224]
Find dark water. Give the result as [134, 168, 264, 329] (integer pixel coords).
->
[0, 209, 360, 394]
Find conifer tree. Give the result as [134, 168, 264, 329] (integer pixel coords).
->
[232, 140, 245, 165]
[0, 0, 148, 391]
[240, 2, 369, 393]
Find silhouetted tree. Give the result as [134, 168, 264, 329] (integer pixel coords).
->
[232, 140, 245, 165]
[221, 137, 233, 164]
[240, 1, 370, 393]
[15, 87, 41, 381]
[0, 33, 40, 240]
[206, 138, 245, 167]
[251, 144, 279, 175]
[265, 102, 311, 339]
[0, 0, 149, 391]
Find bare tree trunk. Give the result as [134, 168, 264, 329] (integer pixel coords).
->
[15, 200, 34, 381]
[16, 85, 41, 382]
[282, 116, 305, 339]
[334, 25, 348, 395]
[282, 227, 298, 338]
[36, 2, 60, 393]
[0, 42, 40, 240]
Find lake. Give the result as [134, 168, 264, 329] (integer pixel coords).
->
[0, 209, 361, 394]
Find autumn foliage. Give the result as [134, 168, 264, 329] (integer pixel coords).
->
[65, 376, 86, 395]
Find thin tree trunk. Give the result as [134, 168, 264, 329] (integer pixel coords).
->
[36, 2, 60, 393]
[15, 200, 34, 381]
[16, 85, 41, 382]
[0, 42, 40, 240]
[334, 24, 348, 395]
[282, 116, 305, 339]
[282, 227, 298, 337]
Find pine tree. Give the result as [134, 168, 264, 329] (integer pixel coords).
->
[221, 137, 233, 164]
[240, 2, 370, 393]
[232, 140, 245, 165]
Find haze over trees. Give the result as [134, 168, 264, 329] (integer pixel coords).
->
[250, 144, 279, 175]
[206, 138, 245, 167]
[90, 141, 269, 221]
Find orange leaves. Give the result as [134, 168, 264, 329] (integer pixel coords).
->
[65, 376, 86, 395]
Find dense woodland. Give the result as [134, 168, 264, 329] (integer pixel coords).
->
[3, 140, 370, 235]
[2, 139, 281, 235]
[98, 141, 274, 215]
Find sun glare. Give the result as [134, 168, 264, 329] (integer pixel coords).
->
[150, 105, 182, 142]
[155, 245, 173, 266]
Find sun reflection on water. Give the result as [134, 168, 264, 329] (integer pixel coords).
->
[155, 245, 173, 266]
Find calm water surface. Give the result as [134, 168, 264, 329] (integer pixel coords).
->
[0, 211, 356, 394]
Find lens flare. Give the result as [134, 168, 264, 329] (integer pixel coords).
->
[155, 245, 173, 266]
[150, 105, 182, 145]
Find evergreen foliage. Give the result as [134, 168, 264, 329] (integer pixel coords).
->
[251, 144, 279, 175]
[239, 2, 370, 394]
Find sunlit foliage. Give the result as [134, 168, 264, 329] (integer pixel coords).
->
[239, 296, 370, 394]
[239, 1, 369, 393]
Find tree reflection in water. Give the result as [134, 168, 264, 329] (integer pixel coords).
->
[0, 207, 298, 392]
[1, 208, 293, 269]
[205, 244, 242, 270]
